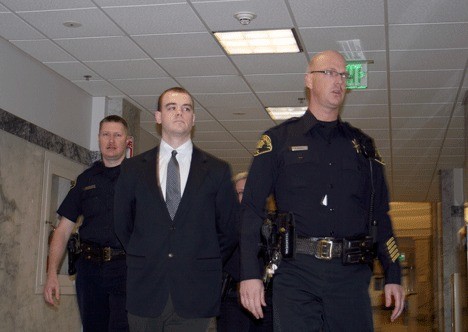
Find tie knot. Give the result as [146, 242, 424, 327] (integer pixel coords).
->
[171, 150, 178, 158]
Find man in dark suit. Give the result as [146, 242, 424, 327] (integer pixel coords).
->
[114, 87, 238, 332]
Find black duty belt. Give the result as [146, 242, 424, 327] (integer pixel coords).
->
[296, 237, 343, 260]
[80, 241, 126, 262]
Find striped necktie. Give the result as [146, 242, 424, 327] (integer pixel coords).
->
[166, 150, 181, 219]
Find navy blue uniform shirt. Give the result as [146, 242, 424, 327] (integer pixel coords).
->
[57, 161, 123, 249]
[240, 110, 401, 284]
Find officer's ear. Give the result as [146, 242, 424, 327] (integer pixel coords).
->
[305, 72, 314, 90]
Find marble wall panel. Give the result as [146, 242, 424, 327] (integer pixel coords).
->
[0, 122, 83, 330]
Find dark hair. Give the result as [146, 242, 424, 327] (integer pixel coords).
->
[99, 115, 129, 134]
[157, 87, 194, 112]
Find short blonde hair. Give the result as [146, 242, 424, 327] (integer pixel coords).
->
[233, 171, 248, 184]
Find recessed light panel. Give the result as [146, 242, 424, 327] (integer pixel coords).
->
[214, 29, 301, 55]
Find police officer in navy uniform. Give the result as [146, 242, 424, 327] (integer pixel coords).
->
[239, 50, 405, 331]
[218, 172, 273, 332]
[44, 115, 131, 332]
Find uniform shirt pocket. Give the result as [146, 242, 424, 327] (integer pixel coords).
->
[282, 150, 319, 188]
[81, 188, 101, 218]
[341, 155, 366, 196]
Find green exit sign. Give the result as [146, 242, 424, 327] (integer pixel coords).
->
[346, 62, 367, 89]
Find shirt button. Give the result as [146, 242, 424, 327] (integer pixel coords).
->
[168, 253, 174, 258]
[329, 208, 334, 212]
[328, 162, 332, 166]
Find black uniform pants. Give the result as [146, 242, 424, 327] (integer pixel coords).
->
[273, 254, 373, 332]
[75, 256, 129, 332]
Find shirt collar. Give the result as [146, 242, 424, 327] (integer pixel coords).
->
[160, 139, 193, 157]
[300, 110, 344, 134]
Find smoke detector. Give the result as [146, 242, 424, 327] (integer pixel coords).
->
[234, 12, 257, 25]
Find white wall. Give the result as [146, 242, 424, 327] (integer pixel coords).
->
[0, 38, 93, 149]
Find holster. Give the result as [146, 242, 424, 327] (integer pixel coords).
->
[261, 212, 295, 260]
[66, 232, 81, 275]
[341, 235, 374, 265]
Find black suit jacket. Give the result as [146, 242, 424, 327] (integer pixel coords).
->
[114, 145, 238, 318]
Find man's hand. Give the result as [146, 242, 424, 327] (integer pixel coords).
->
[239, 279, 265, 319]
[42, 217, 75, 307]
[43, 273, 60, 306]
[384, 283, 405, 321]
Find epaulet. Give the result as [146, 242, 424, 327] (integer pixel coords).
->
[279, 116, 301, 126]
[342, 122, 385, 165]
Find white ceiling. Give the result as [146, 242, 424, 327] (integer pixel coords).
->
[0, 0, 466, 202]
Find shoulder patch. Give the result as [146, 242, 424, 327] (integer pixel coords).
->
[254, 135, 272, 156]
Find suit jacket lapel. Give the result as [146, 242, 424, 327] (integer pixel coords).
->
[141, 147, 166, 205]
[174, 146, 208, 221]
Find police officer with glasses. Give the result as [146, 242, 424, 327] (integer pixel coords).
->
[239, 50, 404, 331]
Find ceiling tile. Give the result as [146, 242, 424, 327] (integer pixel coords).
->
[220, 119, 275, 132]
[389, 23, 468, 50]
[103, 3, 205, 35]
[1, 0, 94, 11]
[71, 79, 123, 96]
[300, 26, 386, 53]
[133, 33, 224, 58]
[18, 8, 123, 39]
[192, 130, 237, 142]
[388, 0, 468, 24]
[207, 106, 271, 121]
[256, 91, 307, 107]
[193, 0, 293, 31]
[0, 13, 44, 40]
[392, 117, 451, 130]
[391, 70, 465, 89]
[129, 95, 157, 110]
[111, 77, 178, 95]
[176, 76, 251, 94]
[232, 53, 308, 75]
[344, 89, 388, 105]
[193, 93, 263, 109]
[341, 105, 389, 118]
[390, 49, 468, 70]
[85, 59, 167, 79]
[245, 73, 305, 92]
[392, 128, 446, 140]
[290, 0, 384, 27]
[96, 0, 182, 5]
[158, 56, 238, 77]
[193, 120, 226, 132]
[10, 39, 75, 61]
[44, 61, 99, 80]
[391, 88, 458, 104]
[391, 104, 454, 118]
[55, 36, 147, 61]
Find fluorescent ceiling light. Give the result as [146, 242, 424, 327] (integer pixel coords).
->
[266, 107, 307, 120]
[214, 29, 301, 55]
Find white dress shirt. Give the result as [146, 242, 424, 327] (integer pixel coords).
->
[158, 139, 193, 200]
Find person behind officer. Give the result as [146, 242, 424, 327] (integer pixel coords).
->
[218, 172, 273, 332]
[239, 50, 405, 331]
[114, 87, 238, 332]
[43, 115, 131, 331]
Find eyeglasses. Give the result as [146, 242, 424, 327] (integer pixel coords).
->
[309, 70, 350, 80]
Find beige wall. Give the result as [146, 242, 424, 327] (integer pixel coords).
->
[0, 130, 81, 332]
